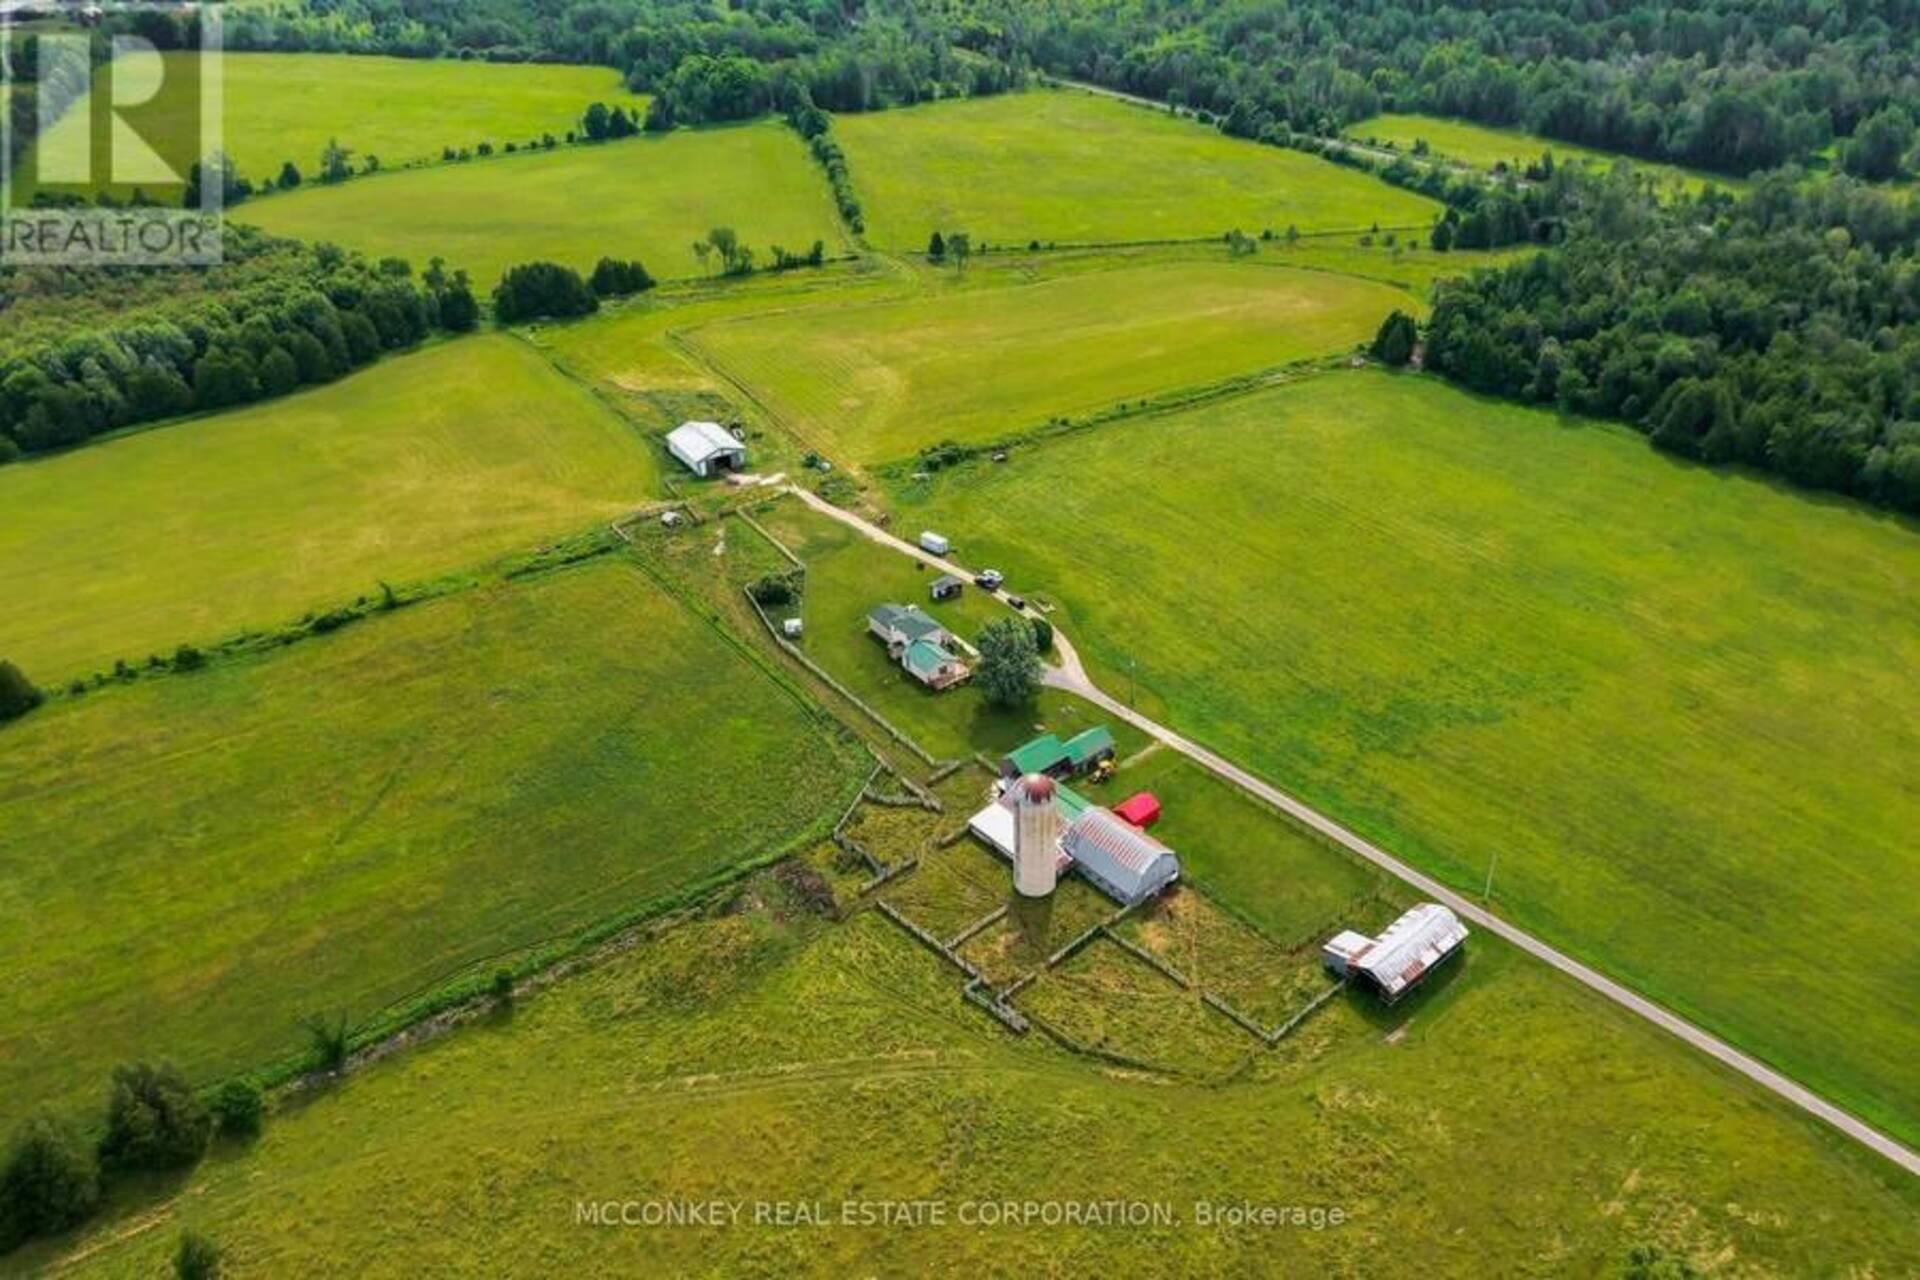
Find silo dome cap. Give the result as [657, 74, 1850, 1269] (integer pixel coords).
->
[1021, 773, 1056, 801]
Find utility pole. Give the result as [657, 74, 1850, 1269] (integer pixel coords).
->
[1482, 851, 1497, 904]
[1127, 657, 1137, 707]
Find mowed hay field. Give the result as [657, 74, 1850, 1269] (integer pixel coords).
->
[29, 897, 1920, 1274]
[0, 557, 865, 1125]
[0, 335, 656, 682]
[836, 90, 1443, 249]
[897, 370, 1920, 1145]
[21, 52, 644, 201]
[1345, 113, 1740, 196]
[241, 120, 845, 285]
[687, 262, 1413, 462]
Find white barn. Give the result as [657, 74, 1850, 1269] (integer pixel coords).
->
[1323, 903, 1469, 1002]
[666, 420, 747, 477]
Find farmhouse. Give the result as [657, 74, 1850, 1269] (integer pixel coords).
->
[999, 726, 1117, 780]
[968, 746, 1180, 907]
[1322, 904, 1469, 1003]
[867, 603, 970, 690]
[666, 420, 747, 477]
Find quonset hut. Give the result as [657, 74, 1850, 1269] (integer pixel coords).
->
[1323, 903, 1469, 1003]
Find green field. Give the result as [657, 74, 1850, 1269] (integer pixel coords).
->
[26, 852, 1919, 1274]
[837, 90, 1443, 249]
[0, 557, 865, 1126]
[1345, 113, 1743, 196]
[19, 51, 644, 200]
[895, 370, 1920, 1146]
[687, 261, 1414, 463]
[239, 120, 847, 285]
[0, 335, 657, 682]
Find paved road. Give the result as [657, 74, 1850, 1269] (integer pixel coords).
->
[783, 484, 1920, 1178]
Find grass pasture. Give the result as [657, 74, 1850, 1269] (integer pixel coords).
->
[687, 261, 1413, 463]
[1345, 113, 1743, 197]
[836, 90, 1443, 249]
[0, 556, 865, 1125]
[25, 879, 1920, 1275]
[18, 52, 645, 202]
[896, 369, 1920, 1146]
[0, 334, 657, 682]
[239, 120, 846, 285]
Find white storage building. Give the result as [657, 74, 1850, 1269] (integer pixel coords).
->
[1323, 903, 1469, 1002]
[666, 420, 747, 477]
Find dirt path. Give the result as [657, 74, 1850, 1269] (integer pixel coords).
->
[782, 484, 1920, 1178]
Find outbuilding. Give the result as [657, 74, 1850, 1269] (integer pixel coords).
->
[1113, 792, 1161, 829]
[930, 574, 964, 602]
[1322, 903, 1469, 1003]
[666, 420, 747, 478]
[919, 531, 952, 556]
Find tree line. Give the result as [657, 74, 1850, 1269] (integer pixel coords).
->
[953, 0, 1920, 179]
[0, 233, 477, 464]
[2, 1061, 262, 1255]
[1408, 169, 1920, 515]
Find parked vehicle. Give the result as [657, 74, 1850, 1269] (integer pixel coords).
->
[919, 531, 951, 556]
[975, 569, 1005, 590]
[1006, 595, 1027, 611]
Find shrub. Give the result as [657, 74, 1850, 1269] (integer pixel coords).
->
[1371, 310, 1418, 367]
[175, 1229, 221, 1279]
[172, 645, 207, 672]
[302, 1013, 351, 1072]
[589, 257, 655, 298]
[490, 969, 515, 1004]
[0, 660, 43, 722]
[748, 575, 795, 607]
[211, 1079, 265, 1140]
[1030, 616, 1054, 654]
[100, 1062, 212, 1171]
[0, 1113, 100, 1249]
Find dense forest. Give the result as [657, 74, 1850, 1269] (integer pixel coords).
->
[0, 228, 477, 462]
[958, 0, 1920, 179]
[1421, 171, 1920, 513]
[224, 0, 1024, 122]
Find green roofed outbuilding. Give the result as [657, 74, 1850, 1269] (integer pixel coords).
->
[1000, 726, 1117, 780]
[1063, 726, 1116, 771]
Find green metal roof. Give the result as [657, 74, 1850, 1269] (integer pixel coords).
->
[870, 603, 947, 643]
[1003, 733, 1066, 775]
[1063, 726, 1116, 764]
[1054, 783, 1094, 822]
[902, 638, 956, 678]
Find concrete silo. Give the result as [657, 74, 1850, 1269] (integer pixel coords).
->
[1013, 773, 1061, 897]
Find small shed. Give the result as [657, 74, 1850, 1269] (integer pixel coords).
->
[919, 531, 951, 556]
[930, 574, 964, 602]
[1113, 792, 1161, 829]
[666, 420, 747, 478]
[782, 617, 804, 638]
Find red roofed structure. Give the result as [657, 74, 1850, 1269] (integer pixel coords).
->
[1113, 792, 1161, 829]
